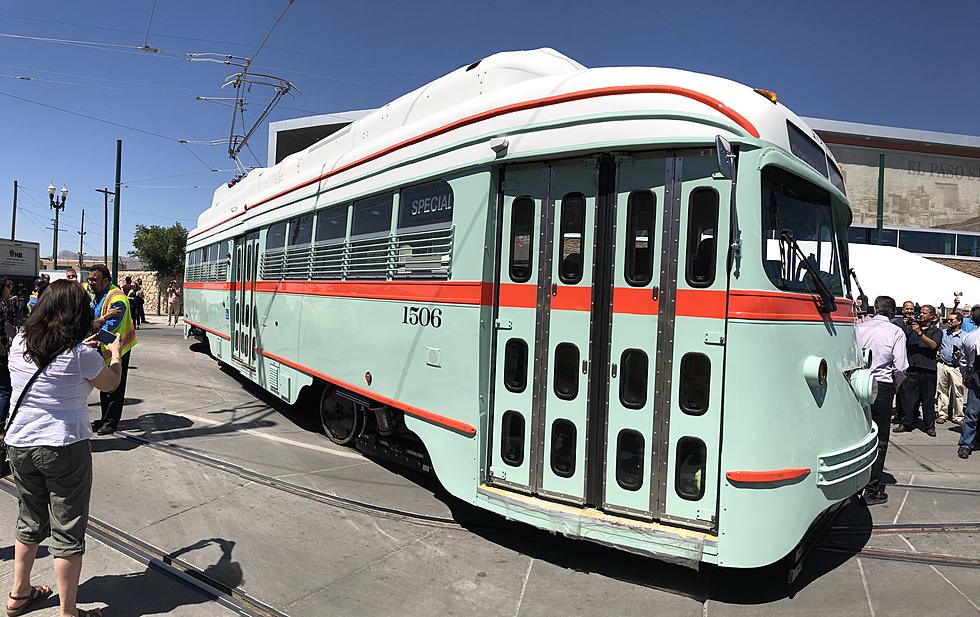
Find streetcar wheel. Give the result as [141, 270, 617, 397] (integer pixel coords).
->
[318, 386, 363, 446]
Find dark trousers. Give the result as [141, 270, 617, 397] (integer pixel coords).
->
[99, 352, 131, 429]
[0, 354, 10, 427]
[867, 381, 896, 491]
[898, 368, 937, 429]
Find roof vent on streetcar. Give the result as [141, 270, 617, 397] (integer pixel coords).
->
[753, 88, 778, 104]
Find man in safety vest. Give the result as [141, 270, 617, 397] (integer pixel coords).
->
[88, 264, 137, 435]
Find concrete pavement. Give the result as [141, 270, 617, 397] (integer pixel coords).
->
[1, 317, 978, 616]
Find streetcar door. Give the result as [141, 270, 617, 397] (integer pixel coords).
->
[658, 149, 728, 527]
[534, 159, 597, 504]
[600, 153, 667, 518]
[488, 166, 548, 493]
[231, 232, 259, 370]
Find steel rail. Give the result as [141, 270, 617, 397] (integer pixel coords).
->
[117, 431, 466, 530]
[817, 544, 980, 569]
[0, 479, 288, 617]
[890, 482, 980, 496]
[828, 521, 980, 535]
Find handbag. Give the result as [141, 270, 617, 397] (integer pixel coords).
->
[0, 350, 64, 478]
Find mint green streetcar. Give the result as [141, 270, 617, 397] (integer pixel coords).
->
[182, 49, 878, 574]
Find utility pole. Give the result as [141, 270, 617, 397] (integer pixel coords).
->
[95, 188, 112, 263]
[112, 139, 122, 283]
[10, 180, 17, 240]
[78, 209, 86, 270]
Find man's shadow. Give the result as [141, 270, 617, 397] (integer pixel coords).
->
[78, 537, 243, 617]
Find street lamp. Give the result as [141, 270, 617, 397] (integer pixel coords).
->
[48, 182, 68, 270]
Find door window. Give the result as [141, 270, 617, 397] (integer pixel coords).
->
[615, 430, 645, 491]
[509, 197, 535, 283]
[558, 192, 585, 284]
[553, 343, 580, 401]
[685, 188, 718, 287]
[503, 338, 529, 393]
[619, 349, 649, 409]
[550, 419, 577, 478]
[625, 190, 656, 286]
[501, 411, 525, 467]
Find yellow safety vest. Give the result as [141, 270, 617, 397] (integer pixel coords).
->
[99, 285, 137, 356]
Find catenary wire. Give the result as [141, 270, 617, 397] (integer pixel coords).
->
[142, 0, 158, 49]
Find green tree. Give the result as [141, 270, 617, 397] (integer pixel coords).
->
[129, 223, 188, 315]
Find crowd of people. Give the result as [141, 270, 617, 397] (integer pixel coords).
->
[855, 295, 980, 506]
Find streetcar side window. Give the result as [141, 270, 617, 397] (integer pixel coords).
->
[619, 348, 648, 409]
[208, 243, 219, 262]
[503, 338, 528, 393]
[266, 222, 286, 250]
[675, 438, 707, 501]
[685, 188, 718, 288]
[679, 353, 710, 415]
[397, 179, 453, 231]
[351, 193, 393, 239]
[625, 190, 656, 286]
[501, 411, 525, 467]
[616, 429, 645, 491]
[315, 207, 348, 244]
[509, 197, 535, 283]
[550, 419, 576, 478]
[553, 343, 579, 401]
[558, 192, 585, 285]
[288, 214, 313, 246]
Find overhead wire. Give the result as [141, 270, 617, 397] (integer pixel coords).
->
[251, 1, 294, 63]
[0, 13, 431, 79]
[141, 0, 158, 49]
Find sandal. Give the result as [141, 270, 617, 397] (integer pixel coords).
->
[6, 584, 52, 617]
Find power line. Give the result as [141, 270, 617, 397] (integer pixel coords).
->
[180, 142, 219, 172]
[142, 0, 158, 49]
[0, 31, 185, 60]
[252, 1, 294, 63]
[0, 89, 176, 140]
[0, 13, 431, 79]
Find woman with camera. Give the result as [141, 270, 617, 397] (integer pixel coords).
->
[2, 279, 123, 617]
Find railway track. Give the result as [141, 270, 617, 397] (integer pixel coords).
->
[117, 429, 980, 543]
[0, 478, 288, 617]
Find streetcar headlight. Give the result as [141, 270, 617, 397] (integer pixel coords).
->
[803, 356, 828, 388]
[848, 368, 878, 407]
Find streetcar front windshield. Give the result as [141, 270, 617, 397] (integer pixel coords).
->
[761, 166, 844, 296]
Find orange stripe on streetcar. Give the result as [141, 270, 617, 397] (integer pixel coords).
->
[497, 283, 537, 309]
[257, 349, 477, 438]
[612, 287, 659, 315]
[189, 85, 759, 240]
[728, 290, 855, 323]
[182, 319, 231, 340]
[726, 468, 811, 484]
[252, 280, 484, 304]
[550, 286, 592, 312]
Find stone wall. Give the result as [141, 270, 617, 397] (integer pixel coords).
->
[123, 271, 183, 315]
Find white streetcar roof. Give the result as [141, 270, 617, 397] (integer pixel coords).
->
[190, 48, 835, 243]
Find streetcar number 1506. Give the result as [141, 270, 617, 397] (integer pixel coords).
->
[402, 306, 442, 328]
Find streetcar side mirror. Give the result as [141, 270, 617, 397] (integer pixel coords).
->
[715, 135, 735, 180]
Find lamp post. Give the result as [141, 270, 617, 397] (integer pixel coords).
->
[48, 182, 68, 270]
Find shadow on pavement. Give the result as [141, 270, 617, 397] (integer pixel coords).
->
[429, 485, 872, 604]
[79, 537, 242, 617]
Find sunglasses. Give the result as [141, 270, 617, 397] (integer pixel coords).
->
[66, 274, 77, 279]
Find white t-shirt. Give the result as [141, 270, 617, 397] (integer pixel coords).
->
[4, 335, 105, 447]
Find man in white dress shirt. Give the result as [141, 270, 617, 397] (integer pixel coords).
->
[856, 296, 909, 505]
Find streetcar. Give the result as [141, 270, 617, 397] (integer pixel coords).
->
[183, 48, 879, 572]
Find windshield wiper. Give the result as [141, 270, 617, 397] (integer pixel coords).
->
[779, 230, 837, 314]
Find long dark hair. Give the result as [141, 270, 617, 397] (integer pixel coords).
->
[23, 279, 93, 366]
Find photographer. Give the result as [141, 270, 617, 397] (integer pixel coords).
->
[937, 311, 967, 426]
[895, 304, 943, 436]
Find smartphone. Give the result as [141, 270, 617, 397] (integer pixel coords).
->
[96, 329, 117, 345]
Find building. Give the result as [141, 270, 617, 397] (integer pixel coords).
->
[804, 118, 980, 277]
[267, 111, 980, 278]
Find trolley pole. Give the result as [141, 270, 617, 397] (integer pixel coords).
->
[10, 180, 17, 240]
[78, 209, 86, 270]
[876, 153, 885, 245]
[95, 187, 112, 264]
[112, 139, 122, 283]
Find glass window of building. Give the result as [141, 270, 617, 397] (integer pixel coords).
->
[898, 230, 956, 256]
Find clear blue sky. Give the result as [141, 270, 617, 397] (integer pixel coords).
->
[2, 0, 978, 261]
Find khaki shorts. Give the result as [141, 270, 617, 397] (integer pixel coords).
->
[8, 440, 92, 556]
